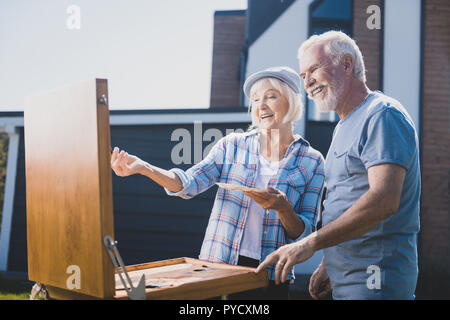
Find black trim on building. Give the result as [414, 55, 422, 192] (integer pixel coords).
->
[0, 111, 24, 117]
[109, 107, 248, 116]
[379, 0, 385, 92]
[214, 10, 246, 16]
[416, 0, 426, 292]
[239, 41, 249, 107]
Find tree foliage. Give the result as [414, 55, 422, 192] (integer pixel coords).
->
[0, 133, 9, 230]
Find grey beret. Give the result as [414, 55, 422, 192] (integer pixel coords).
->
[243, 66, 301, 98]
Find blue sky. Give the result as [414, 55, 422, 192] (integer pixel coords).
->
[0, 0, 247, 110]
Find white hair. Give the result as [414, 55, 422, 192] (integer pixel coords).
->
[297, 31, 367, 83]
[248, 77, 303, 128]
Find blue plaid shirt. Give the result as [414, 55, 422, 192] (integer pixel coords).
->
[165, 130, 324, 280]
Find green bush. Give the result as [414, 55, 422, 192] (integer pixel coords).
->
[0, 132, 9, 230]
[0, 273, 32, 300]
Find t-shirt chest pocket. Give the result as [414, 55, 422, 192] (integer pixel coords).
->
[326, 146, 366, 182]
[326, 149, 350, 181]
[346, 147, 367, 175]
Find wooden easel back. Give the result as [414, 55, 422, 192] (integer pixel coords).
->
[24, 79, 115, 299]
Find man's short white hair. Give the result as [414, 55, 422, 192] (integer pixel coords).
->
[297, 31, 367, 83]
[248, 77, 303, 128]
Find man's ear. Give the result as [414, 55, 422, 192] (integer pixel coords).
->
[342, 54, 354, 75]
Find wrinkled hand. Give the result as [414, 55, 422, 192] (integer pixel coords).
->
[111, 147, 145, 177]
[243, 186, 289, 211]
[255, 236, 316, 285]
[309, 262, 332, 300]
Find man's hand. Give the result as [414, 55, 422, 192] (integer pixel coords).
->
[255, 235, 316, 284]
[309, 260, 332, 299]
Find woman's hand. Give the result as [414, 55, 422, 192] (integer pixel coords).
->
[110, 147, 184, 192]
[309, 260, 332, 299]
[242, 186, 289, 211]
[111, 147, 146, 177]
[243, 186, 305, 239]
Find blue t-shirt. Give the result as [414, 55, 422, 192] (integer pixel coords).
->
[322, 91, 421, 300]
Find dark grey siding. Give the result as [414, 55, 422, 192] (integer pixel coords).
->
[7, 121, 249, 272]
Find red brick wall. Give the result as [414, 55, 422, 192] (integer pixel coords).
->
[210, 13, 246, 108]
[418, 0, 450, 297]
[352, 0, 382, 90]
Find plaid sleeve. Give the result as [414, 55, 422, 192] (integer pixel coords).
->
[164, 136, 226, 199]
[291, 156, 325, 242]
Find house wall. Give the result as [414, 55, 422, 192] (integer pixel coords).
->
[418, 0, 450, 298]
[244, 0, 314, 138]
[6, 121, 250, 272]
[383, 0, 422, 130]
[210, 11, 247, 108]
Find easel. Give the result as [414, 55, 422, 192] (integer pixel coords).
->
[24, 79, 268, 300]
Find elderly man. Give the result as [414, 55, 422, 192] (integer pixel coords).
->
[256, 31, 421, 300]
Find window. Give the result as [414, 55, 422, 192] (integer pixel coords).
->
[306, 0, 353, 123]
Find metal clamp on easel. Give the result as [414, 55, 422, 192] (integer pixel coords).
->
[103, 235, 146, 300]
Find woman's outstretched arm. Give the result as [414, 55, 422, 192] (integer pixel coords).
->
[111, 147, 183, 193]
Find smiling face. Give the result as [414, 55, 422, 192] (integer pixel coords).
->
[299, 43, 345, 112]
[250, 79, 290, 130]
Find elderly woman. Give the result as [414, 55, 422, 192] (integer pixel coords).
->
[111, 66, 325, 299]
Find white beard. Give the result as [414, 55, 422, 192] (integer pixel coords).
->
[312, 81, 344, 113]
